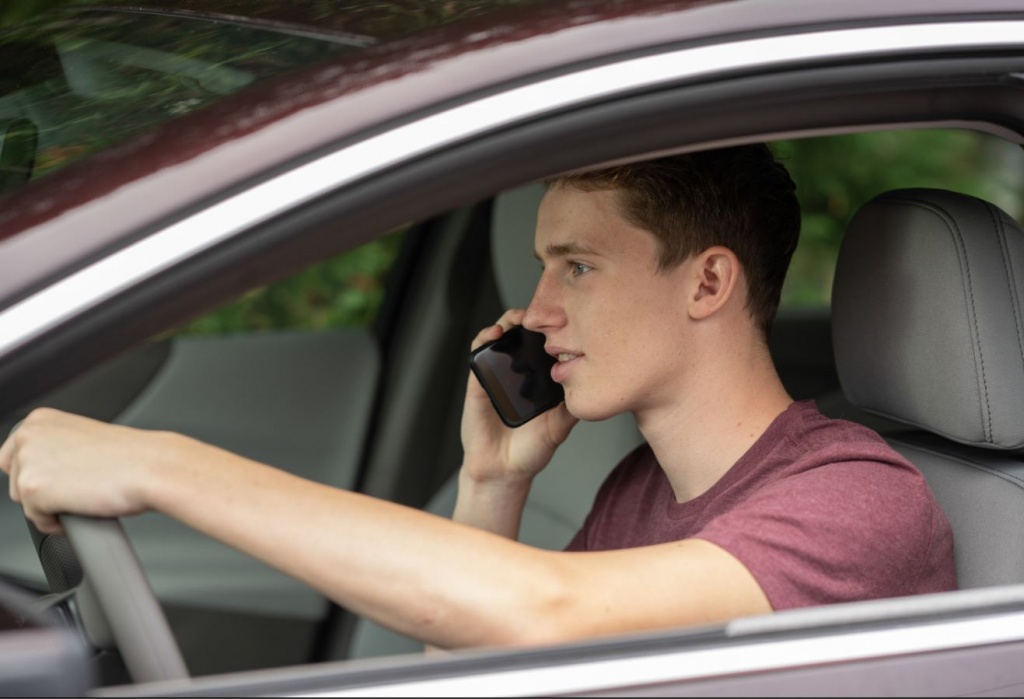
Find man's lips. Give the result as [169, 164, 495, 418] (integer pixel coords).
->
[545, 345, 581, 361]
[547, 346, 583, 382]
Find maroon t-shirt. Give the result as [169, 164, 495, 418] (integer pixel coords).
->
[565, 400, 956, 610]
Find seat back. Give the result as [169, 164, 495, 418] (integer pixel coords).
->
[832, 188, 1024, 588]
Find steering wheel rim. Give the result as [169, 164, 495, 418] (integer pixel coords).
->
[37, 515, 190, 684]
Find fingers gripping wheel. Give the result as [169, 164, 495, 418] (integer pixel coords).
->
[25, 515, 190, 684]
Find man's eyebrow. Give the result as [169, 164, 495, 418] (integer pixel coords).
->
[533, 242, 601, 261]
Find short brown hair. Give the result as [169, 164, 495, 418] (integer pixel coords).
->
[548, 144, 800, 338]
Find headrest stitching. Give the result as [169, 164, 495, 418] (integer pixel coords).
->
[989, 202, 1024, 394]
[881, 195, 993, 442]
[931, 200, 993, 444]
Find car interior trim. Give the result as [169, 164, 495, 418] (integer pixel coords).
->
[0, 20, 1022, 360]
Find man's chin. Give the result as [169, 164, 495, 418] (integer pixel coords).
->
[563, 393, 624, 423]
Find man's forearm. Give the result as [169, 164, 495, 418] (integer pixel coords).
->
[142, 435, 552, 648]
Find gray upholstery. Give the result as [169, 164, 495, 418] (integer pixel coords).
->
[832, 188, 1024, 588]
[833, 188, 1024, 449]
[115, 331, 380, 622]
[0, 329, 381, 620]
[116, 329, 380, 619]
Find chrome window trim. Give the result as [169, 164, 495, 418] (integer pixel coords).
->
[302, 609, 1024, 697]
[0, 20, 1022, 355]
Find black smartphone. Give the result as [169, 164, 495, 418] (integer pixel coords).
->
[469, 325, 565, 428]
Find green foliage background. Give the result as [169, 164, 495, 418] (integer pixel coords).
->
[178, 230, 406, 335]
[0, 0, 77, 26]
[776, 130, 1023, 308]
[0, 0, 539, 29]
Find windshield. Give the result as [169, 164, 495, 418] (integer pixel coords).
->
[0, 9, 362, 193]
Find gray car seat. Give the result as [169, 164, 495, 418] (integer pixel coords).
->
[832, 188, 1024, 589]
[347, 184, 644, 658]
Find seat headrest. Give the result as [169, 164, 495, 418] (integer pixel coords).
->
[833, 188, 1024, 450]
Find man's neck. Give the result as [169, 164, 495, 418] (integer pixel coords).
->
[635, 348, 793, 504]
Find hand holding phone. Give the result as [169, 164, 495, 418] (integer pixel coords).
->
[468, 325, 565, 428]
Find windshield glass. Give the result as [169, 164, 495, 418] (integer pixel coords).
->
[0, 9, 362, 193]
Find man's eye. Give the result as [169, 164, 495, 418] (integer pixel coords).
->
[570, 262, 592, 277]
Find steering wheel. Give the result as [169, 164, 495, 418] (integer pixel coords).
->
[27, 514, 189, 684]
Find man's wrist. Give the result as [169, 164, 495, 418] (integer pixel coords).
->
[135, 430, 197, 512]
[457, 463, 534, 495]
[454, 466, 532, 537]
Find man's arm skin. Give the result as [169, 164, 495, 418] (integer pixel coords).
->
[1, 408, 770, 650]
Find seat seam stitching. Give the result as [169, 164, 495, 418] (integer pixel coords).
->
[881, 195, 992, 441]
[939, 201, 993, 443]
[991, 203, 1024, 379]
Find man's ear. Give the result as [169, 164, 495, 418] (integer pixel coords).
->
[687, 246, 740, 320]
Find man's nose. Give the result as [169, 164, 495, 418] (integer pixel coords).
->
[522, 274, 564, 331]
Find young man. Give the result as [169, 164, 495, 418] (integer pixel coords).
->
[0, 145, 955, 650]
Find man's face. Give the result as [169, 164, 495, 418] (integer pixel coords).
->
[522, 185, 694, 421]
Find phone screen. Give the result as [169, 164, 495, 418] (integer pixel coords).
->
[469, 325, 565, 427]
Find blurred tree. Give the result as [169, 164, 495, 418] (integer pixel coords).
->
[175, 229, 406, 335]
[1, 0, 538, 30]
[0, 0, 91, 27]
[775, 130, 1024, 308]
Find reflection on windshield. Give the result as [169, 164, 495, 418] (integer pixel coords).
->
[0, 10, 356, 192]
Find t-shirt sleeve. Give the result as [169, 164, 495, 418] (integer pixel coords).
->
[693, 447, 952, 610]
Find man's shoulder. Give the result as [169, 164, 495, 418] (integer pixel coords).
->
[764, 400, 935, 504]
[782, 399, 895, 457]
